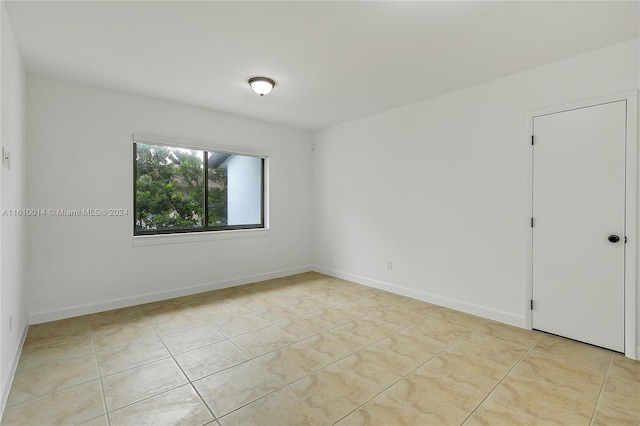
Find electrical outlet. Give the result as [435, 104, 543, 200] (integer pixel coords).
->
[2, 147, 10, 169]
[387, 261, 393, 270]
[9, 314, 13, 332]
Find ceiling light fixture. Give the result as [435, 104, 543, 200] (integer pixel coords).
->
[248, 77, 275, 97]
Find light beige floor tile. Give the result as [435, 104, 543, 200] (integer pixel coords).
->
[474, 321, 542, 349]
[424, 347, 512, 387]
[363, 307, 423, 327]
[336, 391, 434, 426]
[212, 314, 272, 338]
[385, 368, 486, 424]
[230, 325, 297, 358]
[181, 290, 227, 305]
[335, 345, 416, 389]
[1, 380, 104, 426]
[307, 306, 363, 327]
[24, 316, 91, 349]
[374, 328, 446, 365]
[109, 384, 214, 426]
[609, 353, 640, 382]
[161, 324, 225, 354]
[219, 387, 328, 426]
[273, 315, 333, 340]
[345, 289, 380, 298]
[258, 288, 299, 301]
[302, 328, 370, 362]
[175, 340, 248, 380]
[299, 288, 334, 299]
[488, 374, 596, 424]
[405, 314, 470, 345]
[306, 289, 360, 304]
[17, 334, 94, 373]
[96, 336, 170, 376]
[452, 332, 528, 367]
[6, 273, 627, 426]
[533, 334, 613, 372]
[79, 415, 109, 426]
[324, 277, 365, 291]
[27, 316, 91, 337]
[334, 319, 392, 346]
[334, 297, 389, 315]
[436, 309, 486, 331]
[92, 322, 158, 351]
[255, 342, 332, 385]
[190, 300, 250, 322]
[464, 398, 543, 426]
[592, 403, 640, 426]
[288, 364, 379, 423]
[138, 299, 187, 318]
[88, 307, 147, 332]
[193, 360, 281, 417]
[364, 290, 406, 304]
[387, 299, 442, 317]
[102, 357, 188, 411]
[249, 305, 307, 324]
[352, 316, 404, 340]
[279, 297, 333, 314]
[7, 353, 98, 406]
[510, 349, 606, 399]
[599, 374, 640, 417]
[226, 295, 279, 311]
[148, 311, 208, 335]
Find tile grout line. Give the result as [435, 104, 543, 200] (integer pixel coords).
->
[175, 283, 362, 422]
[196, 295, 421, 423]
[88, 316, 112, 426]
[14, 317, 108, 424]
[459, 332, 545, 425]
[4, 329, 99, 411]
[588, 352, 615, 425]
[196, 305, 388, 422]
[331, 317, 489, 425]
[249, 304, 458, 423]
[93, 307, 220, 422]
[146, 308, 219, 424]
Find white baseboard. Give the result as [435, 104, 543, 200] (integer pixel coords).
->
[29, 265, 313, 324]
[1, 324, 28, 417]
[313, 266, 524, 328]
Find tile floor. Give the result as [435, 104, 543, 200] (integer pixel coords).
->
[2, 272, 639, 425]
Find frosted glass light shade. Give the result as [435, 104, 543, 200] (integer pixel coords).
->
[248, 77, 275, 97]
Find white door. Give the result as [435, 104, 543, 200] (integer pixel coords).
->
[532, 100, 627, 352]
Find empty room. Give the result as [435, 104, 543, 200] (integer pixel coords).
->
[0, 1, 639, 425]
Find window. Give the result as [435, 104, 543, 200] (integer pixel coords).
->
[133, 136, 265, 236]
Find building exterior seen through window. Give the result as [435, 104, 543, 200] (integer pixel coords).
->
[134, 142, 264, 235]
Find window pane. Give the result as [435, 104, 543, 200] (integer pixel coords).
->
[208, 153, 262, 227]
[207, 152, 228, 227]
[135, 143, 204, 233]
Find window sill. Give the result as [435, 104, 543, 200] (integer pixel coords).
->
[132, 228, 270, 246]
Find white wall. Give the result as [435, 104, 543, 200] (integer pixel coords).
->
[227, 154, 262, 225]
[312, 39, 639, 332]
[27, 75, 313, 322]
[0, 1, 28, 411]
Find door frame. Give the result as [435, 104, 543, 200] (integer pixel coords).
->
[524, 91, 638, 360]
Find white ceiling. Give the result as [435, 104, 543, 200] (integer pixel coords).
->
[5, 1, 639, 131]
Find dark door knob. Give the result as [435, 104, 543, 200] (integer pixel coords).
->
[608, 235, 620, 243]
